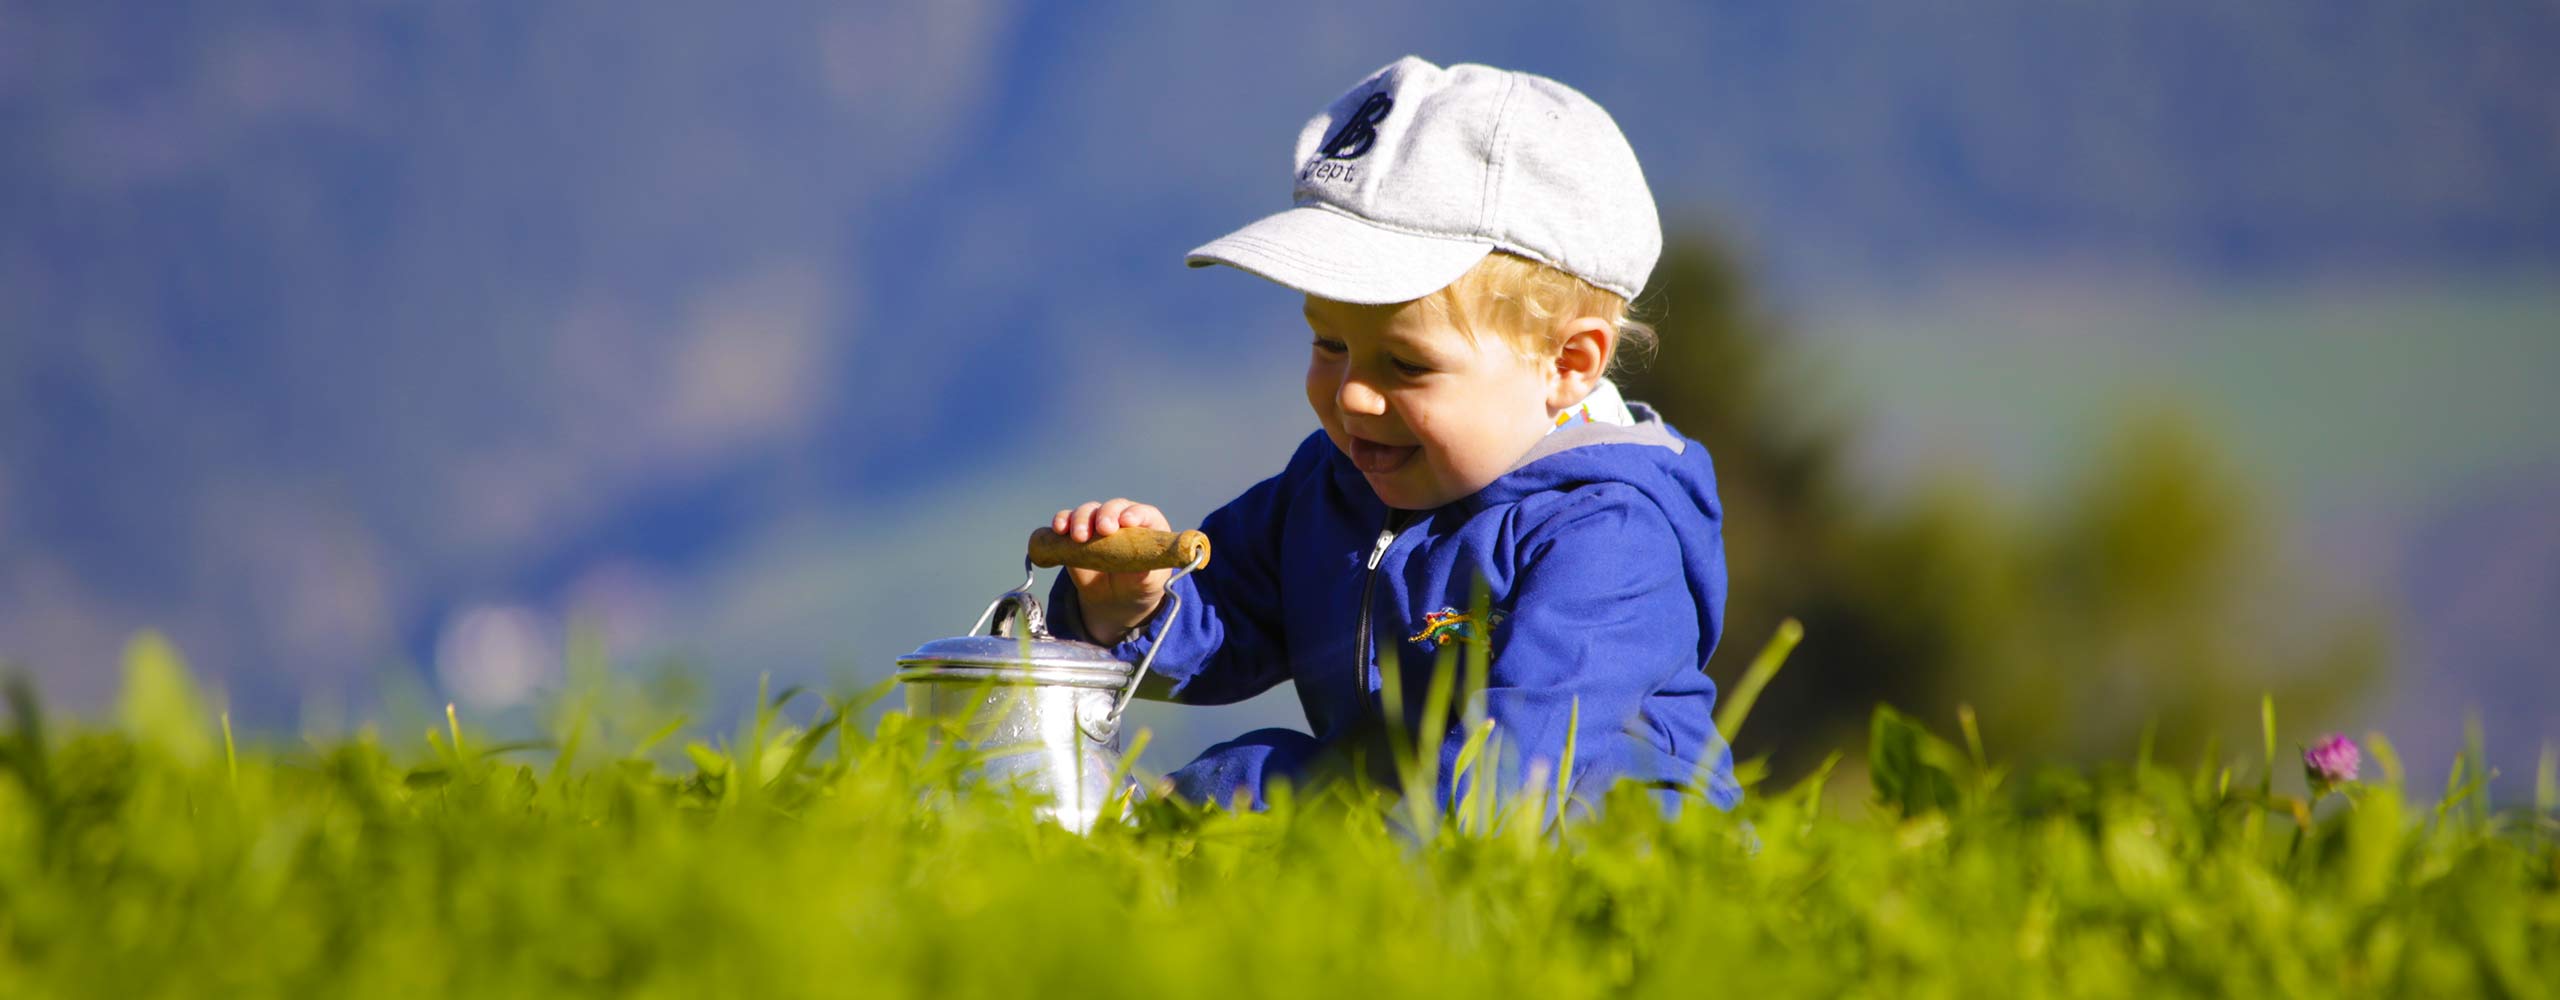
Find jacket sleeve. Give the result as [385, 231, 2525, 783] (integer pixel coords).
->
[1434, 485, 1736, 813]
[1045, 434, 1324, 705]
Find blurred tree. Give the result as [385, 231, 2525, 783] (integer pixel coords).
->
[1622, 237, 2387, 776]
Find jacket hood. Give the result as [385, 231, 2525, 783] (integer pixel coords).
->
[1462, 402, 1730, 668]
[1468, 402, 1719, 513]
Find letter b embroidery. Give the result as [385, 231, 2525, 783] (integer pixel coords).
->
[1319, 93, 1394, 160]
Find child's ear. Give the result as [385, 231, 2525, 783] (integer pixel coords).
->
[1546, 316, 1616, 410]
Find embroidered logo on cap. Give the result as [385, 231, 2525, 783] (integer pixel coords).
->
[1318, 93, 1394, 160]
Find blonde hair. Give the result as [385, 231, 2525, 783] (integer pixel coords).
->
[1421, 251, 1658, 374]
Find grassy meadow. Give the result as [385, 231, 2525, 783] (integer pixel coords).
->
[0, 633, 2553, 999]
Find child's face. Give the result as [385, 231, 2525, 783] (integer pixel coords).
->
[1302, 295, 1559, 510]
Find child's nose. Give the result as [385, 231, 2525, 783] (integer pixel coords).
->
[1337, 374, 1388, 416]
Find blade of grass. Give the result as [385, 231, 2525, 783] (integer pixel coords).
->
[2438, 753, 2468, 825]
[549, 697, 589, 796]
[2537, 742, 2556, 816]
[1958, 703, 1987, 772]
[1377, 645, 1414, 818]
[1101, 727, 1154, 827]
[1552, 697, 1579, 833]
[1407, 642, 1459, 835]
[767, 704, 846, 792]
[1714, 618, 1801, 744]
[221, 711, 238, 789]
[2464, 713, 2492, 821]
[1452, 717, 1496, 835]
[2259, 693, 2276, 798]
[2364, 731, 2405, 789]
[634, 715, 689, 756]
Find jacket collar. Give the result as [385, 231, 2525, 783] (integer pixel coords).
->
[1323, 402, 1690, 518]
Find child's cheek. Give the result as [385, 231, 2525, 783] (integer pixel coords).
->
[1302, 366, 1328, 420]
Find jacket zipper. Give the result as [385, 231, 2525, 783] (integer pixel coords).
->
[1355, 511, 1409, 697]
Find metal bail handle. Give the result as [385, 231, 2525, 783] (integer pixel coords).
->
[1028, 527, 1213, 742]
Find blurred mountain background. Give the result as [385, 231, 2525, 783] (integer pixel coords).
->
[2, 2, 2553, 792]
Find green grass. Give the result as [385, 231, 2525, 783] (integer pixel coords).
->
[0, 635, 2553, 999]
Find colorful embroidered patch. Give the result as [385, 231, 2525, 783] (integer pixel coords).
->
[1551, 404, 1595, 430]
[1407, 607, 1506, 651]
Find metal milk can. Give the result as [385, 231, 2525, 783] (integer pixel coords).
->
[893, 526, 1210, 832]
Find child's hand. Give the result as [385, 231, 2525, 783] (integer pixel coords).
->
[1050, 498, 1174, 645]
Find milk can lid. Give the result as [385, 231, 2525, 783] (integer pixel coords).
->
[895, 634, 1133, 675]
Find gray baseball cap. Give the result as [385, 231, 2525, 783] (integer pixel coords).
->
[1188, 56, 1662, 305]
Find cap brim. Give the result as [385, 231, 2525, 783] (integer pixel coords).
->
[1185, 206, 1493, 305]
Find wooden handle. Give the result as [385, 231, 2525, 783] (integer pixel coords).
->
[1028, 527, 1211, 573]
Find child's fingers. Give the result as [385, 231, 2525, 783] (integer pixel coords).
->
[1067, 500, 1105, 541]
[1118, 503, 1168, 531]
[1091, 497, 1138, 536]
[1054, 498, 1168, 544]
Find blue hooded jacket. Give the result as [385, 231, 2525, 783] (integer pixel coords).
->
[1050, 403, 1742, 813]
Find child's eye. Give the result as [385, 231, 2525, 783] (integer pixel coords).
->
[1391, 358, 1433, 377]
[1311, 338, 1347, 355]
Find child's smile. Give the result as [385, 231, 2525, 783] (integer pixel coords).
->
[1302, 295, 1559, 510]
[1344, 435, 1417, 474]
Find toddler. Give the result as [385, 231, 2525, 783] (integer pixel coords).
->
[1044, 56, 1740, 813]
